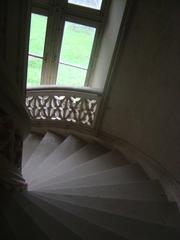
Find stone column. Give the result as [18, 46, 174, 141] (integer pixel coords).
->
[0, 111, 27, 191]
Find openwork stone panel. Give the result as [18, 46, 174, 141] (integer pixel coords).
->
[26, 91, 101, 128]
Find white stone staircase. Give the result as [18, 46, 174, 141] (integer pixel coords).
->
[0, 131, 180, 239]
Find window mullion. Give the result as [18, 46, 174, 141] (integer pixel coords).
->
[41, 5, 56, 84]
[50, 6, 65, 85]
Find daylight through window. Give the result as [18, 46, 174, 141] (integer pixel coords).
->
[27, 0, 107, 88]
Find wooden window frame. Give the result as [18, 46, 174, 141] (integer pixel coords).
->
[29, 0, 110, 87]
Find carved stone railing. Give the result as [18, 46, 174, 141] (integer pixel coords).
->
[26, 86, 102, 129]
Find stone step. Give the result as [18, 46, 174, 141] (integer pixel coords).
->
[29, 135, 86, 184]
[34, 180, 167, 201]
[30, 192, 180, 240]
[32, 164, 148, 191]
[31, 150, 128, 189]
[21, 132, 180, 240]
[20, 192, 127, 240]
[36, 192, 180, 227]
[22, 131, 64, 182]
[22, 132, 43, 167]
[13, 192, 81, 240]
[30, 142, 108, 188]
[0, 212, 16, 239]
[0, 191, 49, 240]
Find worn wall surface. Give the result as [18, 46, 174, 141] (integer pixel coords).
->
[5, 0, 30, 91]
[90, 0, 126, 89]
[102, 0, 180, 181]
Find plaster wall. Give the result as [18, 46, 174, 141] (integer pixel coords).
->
[5, 0, 30, 91]
[89, 0, 126, 89]
[6, 0, 21, 84]
[102, 0, 180, 182]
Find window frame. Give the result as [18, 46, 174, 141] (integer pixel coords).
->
[28, 0, 110, 87]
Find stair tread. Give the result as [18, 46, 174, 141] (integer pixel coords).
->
[22, 132, 43, 167]
[35, 191, 180, 227]
[13, 192, 82, 240]
[29, 135, 86, 184]
[30, 142, 108, 186]
[0, 191, 49, 240]
[21, 132, 180, 240]
[34, 180, 167, 201]
[23, 131, 64, 181]
[30, 192, 180, 240]
[32, 163, 148, 191]
[21, 192, 127, 240]
[0, 211, 16, 239]
[31, 149, 128, 189]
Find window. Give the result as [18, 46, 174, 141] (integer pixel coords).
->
[27, 14, 47, 86]
[27, 0, 108, 88]
[57, 22, 96, 87]
[68, 0, 102, 10]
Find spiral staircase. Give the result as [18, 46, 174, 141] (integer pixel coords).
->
[0, 0, 180, 237]
[0, 130, 179, 239]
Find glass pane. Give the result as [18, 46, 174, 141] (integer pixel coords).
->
[68, 0, 102, 10]
[27, 56, 43, 87]
[57, 64, 87, 87]
[29, 13, 47, 57]
[57, 21, 96, 86]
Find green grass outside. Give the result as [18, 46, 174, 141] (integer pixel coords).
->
[27, 14, 95, 87]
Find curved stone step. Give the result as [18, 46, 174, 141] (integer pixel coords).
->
[30, 142, 108, 187]
[23, 131, 64, 181]
[30, 192, 180, 240]
[22, 132, 43, 167]
[0, 191, 49, 240]
[29, 135, 86, 184]
[35, 191, 180, 228]
[34, 180, 167, 201]
[32, 164, 148, 191]
[0, 213, 16, 239]
[21, 131, 180, 240]
[31, 150, 128, 189]
[13, 192, 82, 240]
[15, 192, 126, 240]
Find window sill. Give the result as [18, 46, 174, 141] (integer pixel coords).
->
[26, 85, 103, 96]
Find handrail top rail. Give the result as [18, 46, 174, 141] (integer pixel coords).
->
[27, 86, 103, 96]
